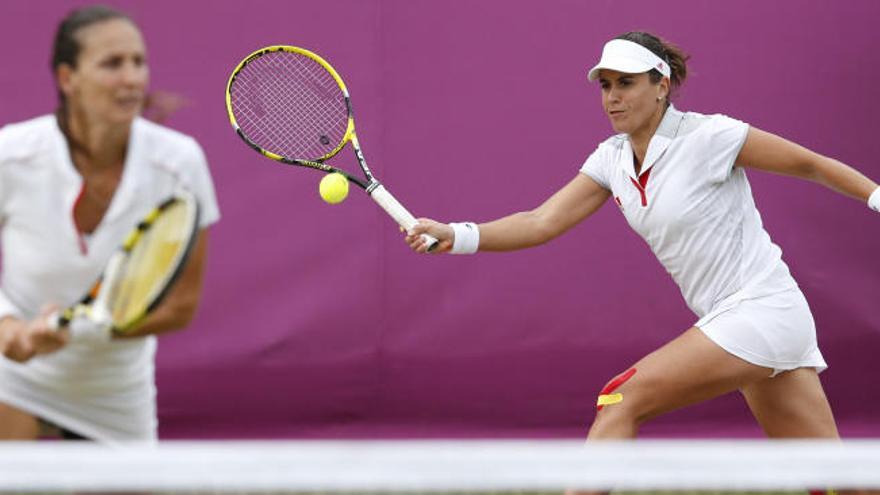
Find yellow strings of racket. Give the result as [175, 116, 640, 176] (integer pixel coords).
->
[108, 203, 188, 329]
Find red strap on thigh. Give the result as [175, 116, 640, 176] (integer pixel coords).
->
[597, 367, 637, 411]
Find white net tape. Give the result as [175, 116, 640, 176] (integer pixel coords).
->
[2, 440, 879, 493]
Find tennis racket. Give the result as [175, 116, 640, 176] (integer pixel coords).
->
[52, 192, 201, 334]
[225, 45, 439, 251]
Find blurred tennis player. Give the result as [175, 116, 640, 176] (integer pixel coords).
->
[407, 32, 879, 440]
[0, 5, 220, 442]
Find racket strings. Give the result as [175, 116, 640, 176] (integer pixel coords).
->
[231, 51, 348, 161]
[107, 202, 192, 328]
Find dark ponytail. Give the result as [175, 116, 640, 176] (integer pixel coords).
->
[615, 31, 689, 101]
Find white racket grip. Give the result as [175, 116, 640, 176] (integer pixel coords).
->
[369, 184, 439, 251]
[47, 311, 62, 331]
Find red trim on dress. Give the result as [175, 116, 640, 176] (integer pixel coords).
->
[628, 168, 652, 207]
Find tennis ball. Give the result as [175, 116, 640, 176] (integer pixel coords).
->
[319, 173, 349, 204]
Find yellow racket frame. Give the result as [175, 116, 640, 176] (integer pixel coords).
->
[225, 45, 355, 165]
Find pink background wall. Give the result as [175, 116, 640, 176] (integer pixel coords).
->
[1, 0, 878, 438]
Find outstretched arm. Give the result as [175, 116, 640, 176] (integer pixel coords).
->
[737, 127, 878, 206]
[407, 173, 610, 253]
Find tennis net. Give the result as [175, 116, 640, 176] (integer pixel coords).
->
[2, 439, 879, 493]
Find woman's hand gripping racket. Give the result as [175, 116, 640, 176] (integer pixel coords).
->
[225, 45, 438, 251]
[51, 192, 201, 338]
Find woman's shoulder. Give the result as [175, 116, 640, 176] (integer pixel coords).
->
[133, 117, 201, 152]
[678, 109, 746, 138]
[0, 114, 57, 134]
[594, 132, 628, 153]
[132, 118, 210, 178]
[583, 133, 627, 174]
[0, 115, 59, 163]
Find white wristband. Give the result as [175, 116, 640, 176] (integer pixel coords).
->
[868, 187, 880, 212]
[449, 222, 480, 254]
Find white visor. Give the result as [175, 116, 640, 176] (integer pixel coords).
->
[587, 39, 671, 81]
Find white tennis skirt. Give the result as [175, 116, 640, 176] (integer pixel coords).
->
[695, 287, 827, 377]
[0, 336, 158, 443]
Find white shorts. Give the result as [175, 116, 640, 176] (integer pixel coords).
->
[695, 288, 827, 377]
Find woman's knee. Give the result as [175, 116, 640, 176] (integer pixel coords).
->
[588, 393, 650, 439]
[588, 367, 656, 437]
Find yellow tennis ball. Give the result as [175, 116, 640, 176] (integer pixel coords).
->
[319, 172, 349, 204]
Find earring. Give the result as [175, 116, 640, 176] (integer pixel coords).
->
[657, 96, 663, 101]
